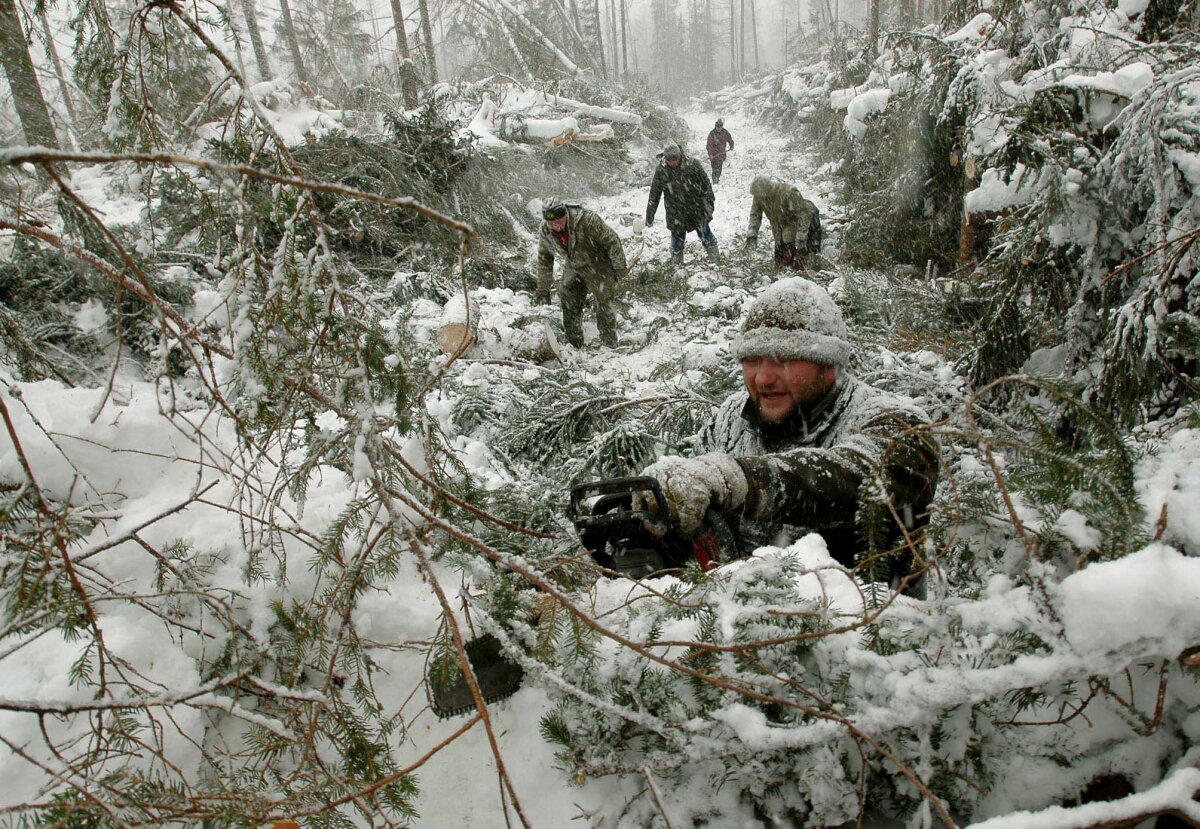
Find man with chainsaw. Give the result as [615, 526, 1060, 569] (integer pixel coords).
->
[638, 277, 939, 589]
[745, 175, 822, 271]
[536, 199, 627, 348]
[645, 142, 719, 266]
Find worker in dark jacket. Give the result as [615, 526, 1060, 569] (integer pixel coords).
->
[645, 142, 719, 266]
[638, 277, 939, 591]
[536, 199, 627, 348]
[706, 118, 735, 184]
[746, 175, 822, 271]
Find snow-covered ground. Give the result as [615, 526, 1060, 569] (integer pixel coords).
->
[4, 101, 1200, 828]
[394, 108, 825, 827]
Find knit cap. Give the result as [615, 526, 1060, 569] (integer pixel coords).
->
[733, 277, 852, 366]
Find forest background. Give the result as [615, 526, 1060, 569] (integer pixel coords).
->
[1, 0, 1199, 826]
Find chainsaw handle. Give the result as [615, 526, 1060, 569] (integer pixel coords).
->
[569, 476, 670, 526]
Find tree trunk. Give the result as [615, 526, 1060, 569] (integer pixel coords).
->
[277, 0, 309, 85]
[738, 0, 745, 77]
[591, 0, 607, 78]
[620, 0, 629, 75]
[704, 0, 712, 87]
[416, 0, 438, 83]
[0, 0, 59, 148]
[868, 0, 879, 57]
[729, 0, 735, 82]
[35, 5, 76, 145]
[608, 0, 618, 80]
[389, 0, 419, 108]
[749, 0, 758, 68]
[239, 0, 272, 80]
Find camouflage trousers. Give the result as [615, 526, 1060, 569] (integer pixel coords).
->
[560, 264, 620, 347]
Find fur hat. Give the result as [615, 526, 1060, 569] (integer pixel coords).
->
[733, 277, 852, 366]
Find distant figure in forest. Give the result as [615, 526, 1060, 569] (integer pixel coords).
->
[536, 199, 627, 348]
[706, 118, 735, 184]
[745, 175, 822, 271]
[645, 142, 719, 266]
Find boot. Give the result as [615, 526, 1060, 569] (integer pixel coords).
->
[705, 243, 721, 263]
[670, 252, 684, 267]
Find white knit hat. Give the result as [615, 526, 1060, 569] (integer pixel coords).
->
[733, 277, 852, 366]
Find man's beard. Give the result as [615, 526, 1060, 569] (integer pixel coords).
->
[749, 397, 807, 444]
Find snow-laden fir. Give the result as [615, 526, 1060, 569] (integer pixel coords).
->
[1, 0, 1198, 827]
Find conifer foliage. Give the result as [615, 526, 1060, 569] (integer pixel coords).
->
[1, 0, 1200, 827]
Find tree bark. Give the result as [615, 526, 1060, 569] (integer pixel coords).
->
[738, 0, 745, 77]
[416, 0, 438, 83]
[389, 0, 419, 108]
[0, 0, 59, 148]
[591, 0, 607, 78]
[749, 0, 758, 68]
[36, 5, 76, 144]
[277, 0, 309, 85]
[868, 0, 879, 57]
[608, 0, 618, 80]
[704, 0, 712, 87]
[239, 0, 272, 80]
[620, 0, 628, 75]
[729, 0, 735, 82]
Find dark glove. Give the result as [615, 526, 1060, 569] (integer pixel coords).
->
[634, 453, 748, 535]
[786, 243, 805, 271]
[773, 242, 790, 270]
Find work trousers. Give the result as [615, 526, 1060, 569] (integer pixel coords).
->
[559, 264, 619, 347]
[670, 224, 719, 257]
[710, 157, 725, 184]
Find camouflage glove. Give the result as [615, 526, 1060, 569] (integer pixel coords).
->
[636, 453, 748, 535]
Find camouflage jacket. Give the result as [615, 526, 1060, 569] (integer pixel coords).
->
[646, 154, 715, 233]
[696, 377, 939, 567]
[748, 176, 819, 247]
[536, 205, 627, 295]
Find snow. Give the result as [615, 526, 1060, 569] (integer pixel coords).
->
[1073, 61, 1153, 98]
[965, 163, 1040, 213]
[843, 88, 891, 139]
[6, 45, 1200, 825]
[1058, 544, 1200, 654]
[967, 766, 1200, 828]
[1135, 428, 1200, 552]
[73, 298, 108, 333]
[947, 13, 997, 42]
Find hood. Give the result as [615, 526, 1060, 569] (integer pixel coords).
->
[661, 141, 685, 160]
[750, 175, 780, 199]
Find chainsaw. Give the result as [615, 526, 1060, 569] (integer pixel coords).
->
[427, 476, 742, 717]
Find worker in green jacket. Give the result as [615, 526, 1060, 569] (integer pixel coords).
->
[746, 176, 822, 271]
[536, 200, 627, 348]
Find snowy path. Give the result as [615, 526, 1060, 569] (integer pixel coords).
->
[591, 108, 833, 272]
[400, 111, 842, 828]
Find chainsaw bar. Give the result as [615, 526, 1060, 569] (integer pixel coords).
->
[428, 634, 525, 719]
